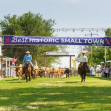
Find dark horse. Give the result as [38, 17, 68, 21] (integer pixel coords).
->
[24, 61, 32, 82]
[78, 62, 90, 83]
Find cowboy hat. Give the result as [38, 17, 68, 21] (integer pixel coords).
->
[26, 51, 30, 53]
[81, 51, 86, 54]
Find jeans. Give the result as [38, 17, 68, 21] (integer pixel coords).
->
[104, 73, 109, 78]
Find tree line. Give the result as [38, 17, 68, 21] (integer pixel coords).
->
[0, 12, 66, 67]
[84, 29, 111, 66]
[0, 12, 111, 66]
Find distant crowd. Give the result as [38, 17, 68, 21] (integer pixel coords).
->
[87, 65, 111, 78]
[88, 66, 96, 76]
[101, 66, 111, 78]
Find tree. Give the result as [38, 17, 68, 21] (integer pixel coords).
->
[86, 46, 105, 65]
[83, 28, 111, 65]
[0, 12, 66, 66]
[106, 28, 111, 37]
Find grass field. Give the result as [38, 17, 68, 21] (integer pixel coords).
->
[0, 76, 111, 111]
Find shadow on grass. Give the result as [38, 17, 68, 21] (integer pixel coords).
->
[0, 85, 111, 111]
[91, 76, 111, 81]
[65, 81, 79, 84]
[9, 81, 24, 83]
[5, 79, 19, 81]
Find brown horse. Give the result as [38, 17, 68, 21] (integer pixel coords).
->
[24, 61, 32, 82]
[78, 62, 90, 83]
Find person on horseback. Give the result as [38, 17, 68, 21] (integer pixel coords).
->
[79, 51, 88, 63]
[77, 51, 89, 74]
[22, 51, 34, 75]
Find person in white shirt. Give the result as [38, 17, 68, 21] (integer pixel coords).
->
[79, 52, 88, 63]
[89, 66, 95, 76]
[77, 51, 89, 74]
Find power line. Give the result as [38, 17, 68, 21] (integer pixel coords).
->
[0, 27, 109, 34]
[53, 28, 108, 32]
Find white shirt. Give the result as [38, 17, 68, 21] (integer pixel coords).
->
[79, 55, 88, 62]
[90, 66, 95, 75]
[105, 68, 109, 73]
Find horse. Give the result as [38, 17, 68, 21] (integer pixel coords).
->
[24, 61, 32, 82]
[78, 62, 90, 83]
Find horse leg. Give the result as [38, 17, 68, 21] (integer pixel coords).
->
[83, 74, 85, 83]
[83, 74, 86, 83]
[44, 72, 45, 77]
[40, 72, 42, 78]
[29, 74, 31, 81]
[68, 73, 69, 78]
[66, 73, 67, 78]
[80, 75, 82, 82]
[26, 75, 28, 82]
[18, 73, 20, 81]
[81, 74, 83, 82]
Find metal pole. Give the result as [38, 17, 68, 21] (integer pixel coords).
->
[44, 56, 46, 67]
[91, 33, 93, 66]
[85, 33, 98, 66]
[6, 59, 7, 77]
[105, 47, 106, 64]
[1, 57, 3, 78]
[70, 56, 71, 69]
[70, 56, 72, 76]
[9, 60, 10, 77]
[105, 31, 106, 65]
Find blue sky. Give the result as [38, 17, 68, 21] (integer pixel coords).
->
[0, 0, 111, 28]
[0, 0, 110, 67]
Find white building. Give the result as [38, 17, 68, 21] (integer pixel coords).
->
[0, 37, 16, 78]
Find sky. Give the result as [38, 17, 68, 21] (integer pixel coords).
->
[0, 0, 110, 68]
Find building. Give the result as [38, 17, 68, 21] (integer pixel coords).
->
[0, 37, 16, 78]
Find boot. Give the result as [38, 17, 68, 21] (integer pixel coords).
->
[30, 66, 34, 77]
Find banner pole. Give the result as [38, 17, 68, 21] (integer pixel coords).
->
[105, 31, 106, 65]
[91, 33, 93, 66]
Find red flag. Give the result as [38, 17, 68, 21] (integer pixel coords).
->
[13, 57, 17, 64]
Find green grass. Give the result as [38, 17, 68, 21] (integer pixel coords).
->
[0, 76, 111, 111]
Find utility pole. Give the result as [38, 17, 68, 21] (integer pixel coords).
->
[85, 33, 98, 66]
[105, 31, 106, 65]
[0, 36, 3, 78]
[91, 33, 93, 66]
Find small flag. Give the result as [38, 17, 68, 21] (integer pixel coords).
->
[72, 59, 76, 70]
[12, 57, 17, 64]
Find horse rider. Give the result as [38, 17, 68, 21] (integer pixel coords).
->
[22, 51, 34, 74]
[79, 51, 88, 63]
[76, 51, 89, 74]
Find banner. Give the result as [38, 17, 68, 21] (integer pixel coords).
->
[3, 35, 111, 46]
